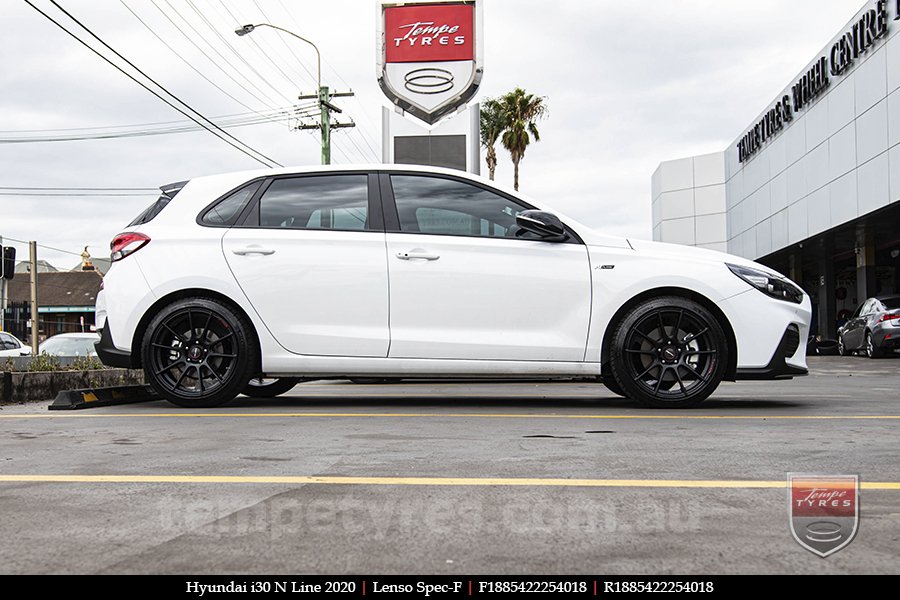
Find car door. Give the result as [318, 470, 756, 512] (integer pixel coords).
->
[381, 172, 592, 361]
[222, 172, 390, 357]
[843, 301, 868, 349]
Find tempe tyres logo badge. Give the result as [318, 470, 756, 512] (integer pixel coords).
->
[378, 1, 483, 125]
[788, 474, 859, 557]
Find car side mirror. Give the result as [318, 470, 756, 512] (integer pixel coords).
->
[516, 210, 568, 242]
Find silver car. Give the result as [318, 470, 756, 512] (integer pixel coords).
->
[838, 295, 900, 358]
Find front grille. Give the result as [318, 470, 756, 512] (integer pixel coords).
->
[783, 325, 801, 358]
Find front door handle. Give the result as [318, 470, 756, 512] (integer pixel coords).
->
[396, 250, 440, 261]
[232, 246, 276, 256]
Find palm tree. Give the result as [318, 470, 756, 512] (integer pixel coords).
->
[479, 98, 504, 181]
[498, 88, 547, 191]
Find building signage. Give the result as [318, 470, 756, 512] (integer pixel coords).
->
[738, 0, 892, 163]
[377, 1, 483, 125]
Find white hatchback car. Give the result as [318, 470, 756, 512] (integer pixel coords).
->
[95, 165, 811, 408]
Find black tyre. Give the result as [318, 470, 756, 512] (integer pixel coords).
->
[142, 297, 256, 408]
[865, 331, 883, 359]
[601, 375, 626, 397]
[243, 377, 301, 398]
[608, 296, 728, 408]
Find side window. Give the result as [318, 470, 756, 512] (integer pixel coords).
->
[259, 175, 368, 230]
[860, 300, 874, 316]
[200, 181, 261, 226]
[0, 333, 17, 350]
[389, 175, 534, 239]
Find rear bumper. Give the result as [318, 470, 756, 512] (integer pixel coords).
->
[735, 325, 808, 380]
[95, 324, 134, 369]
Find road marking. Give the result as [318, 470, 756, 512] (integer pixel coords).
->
[1, 412, 900, 420]
[0, 474, 898, 489]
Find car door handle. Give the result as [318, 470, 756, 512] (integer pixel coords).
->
[396, 250, 440, 261]
[232, 246, 276, 256]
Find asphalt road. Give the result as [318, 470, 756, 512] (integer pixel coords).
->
[0, 356, 898, 575]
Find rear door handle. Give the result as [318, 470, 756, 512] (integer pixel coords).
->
[232, 246, 275, 256]
[396, 250, 440, 261]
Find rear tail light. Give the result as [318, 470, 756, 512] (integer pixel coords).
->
[110, 232, 150, 262]
[878, 313, 900, 323]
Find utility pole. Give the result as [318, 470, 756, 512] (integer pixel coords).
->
[298, 89, 356, 164]
[29, 241, 38, 354]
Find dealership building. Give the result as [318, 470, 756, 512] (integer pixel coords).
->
[652, 0, 900, 339]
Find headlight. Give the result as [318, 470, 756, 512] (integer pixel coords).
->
[727, 263, 804, 304]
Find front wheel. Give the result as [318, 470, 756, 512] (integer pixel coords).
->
[142, 297, 257, 408]
[608, 296, 728, 408]
[243, 377, 302, 398]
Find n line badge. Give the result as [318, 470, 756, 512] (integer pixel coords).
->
[788, 474, 859, 557]
[377, 0, 483, 125]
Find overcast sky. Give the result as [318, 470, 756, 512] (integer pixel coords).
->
[0, 0, 861, 269]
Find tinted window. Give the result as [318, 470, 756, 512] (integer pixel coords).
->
[259, 175, 368, 230]
[128, 181, 187, 227]
[0, 333, 18, 350]
[861, 300, 876, 315]
[881, 298, 900, 310]
[201, 181, 261, 226]
[389, 175, 532, 238]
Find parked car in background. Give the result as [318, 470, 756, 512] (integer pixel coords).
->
[39, 332, 100, 357]
[95, 165, 812, 409]
[0, 332, 31, 357]
[838, 295, 900, 358]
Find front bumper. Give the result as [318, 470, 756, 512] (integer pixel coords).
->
[95, 324, 134, 369]
[735, 325, 807, 380]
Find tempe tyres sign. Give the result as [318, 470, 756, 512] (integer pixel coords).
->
[377, 1, 483, 125]
[737, 0, 895, 163]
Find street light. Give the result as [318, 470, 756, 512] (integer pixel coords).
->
[234, 23, 331, 163]
[234, 23, 320, 89]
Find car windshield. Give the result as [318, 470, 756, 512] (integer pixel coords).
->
[39, 337, 98, 356]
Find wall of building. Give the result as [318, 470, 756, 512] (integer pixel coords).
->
[651, 151, 727, 252]
[724, 0, 900, 259]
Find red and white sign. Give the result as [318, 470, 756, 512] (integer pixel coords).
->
[378, 1, 482, 126]
[385, 4, 474, 63]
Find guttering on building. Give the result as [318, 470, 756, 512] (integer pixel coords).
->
[652, 0, 900, 339]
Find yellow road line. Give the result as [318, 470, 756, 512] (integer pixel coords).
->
[0, 474, 898, 489]
[1, 412, 900, 420]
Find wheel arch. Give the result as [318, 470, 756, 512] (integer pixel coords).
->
[130, 288, 261, 372]
[600, 287, 738, 382]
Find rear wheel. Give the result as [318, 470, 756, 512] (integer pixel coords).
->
[865, 331, 883, 359]
[609, 296, 728, 408]
[243, 377, 302, 398]
[837, 334, 847, 356]
[142, 297, 256, 408]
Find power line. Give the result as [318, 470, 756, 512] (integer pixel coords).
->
[148, 0, 286, 110]
[178, 0, 296, 105]
[25, 0, 282, 168]
[0, 105, 319, 143]
[119, 0, 285, 116]
[210, 0, 312, 93]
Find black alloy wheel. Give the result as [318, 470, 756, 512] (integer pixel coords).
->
[243, 377, 302, 398]
[142, 297, 256, 407]
[609, 296, 728, 408]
